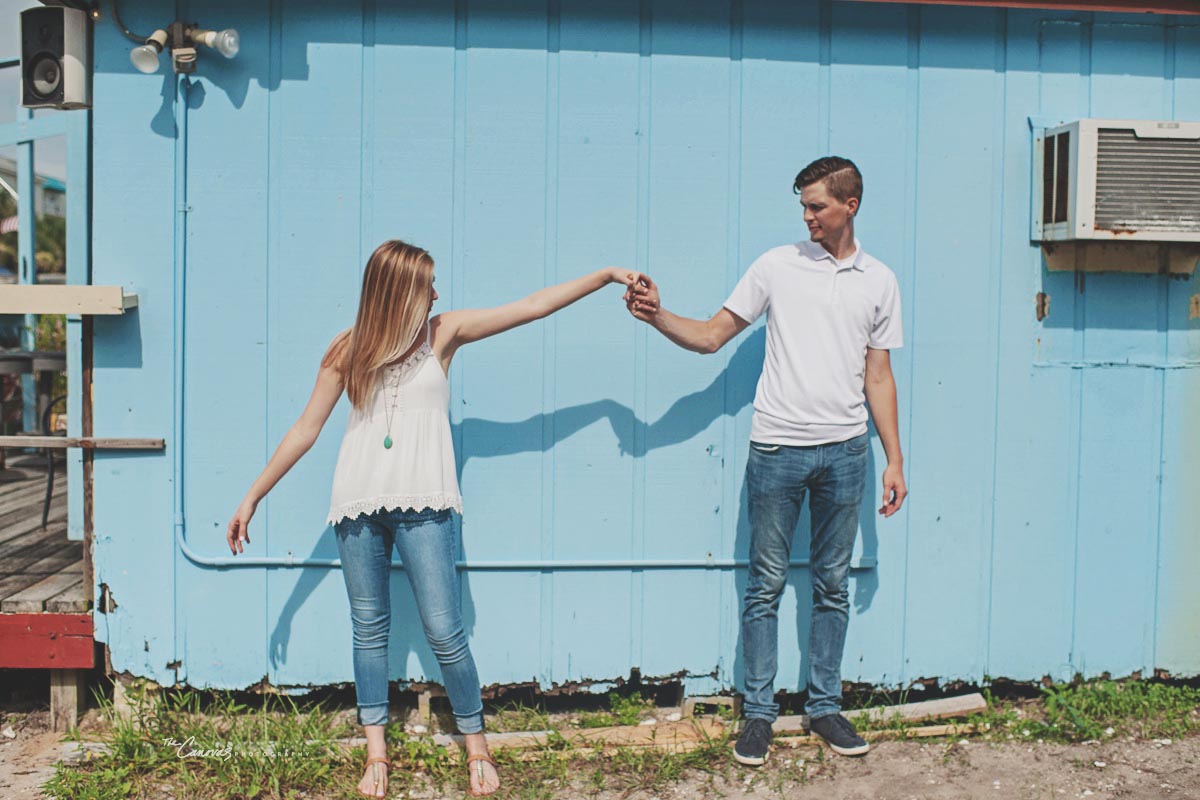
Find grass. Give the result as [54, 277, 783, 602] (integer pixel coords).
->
[844, 685, 918, 734]
[570, 690, 656, 729]
[487, 702, 553, 734]
[968, 680, 1200, 744]
[45, 685, 352, 800]
[42, 678, 1200, 799]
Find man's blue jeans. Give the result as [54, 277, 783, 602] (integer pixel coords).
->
[741, 433, 868, 722]
[334, 507, 484, 734]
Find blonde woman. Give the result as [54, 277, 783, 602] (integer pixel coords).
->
[227, 240, 641, 798]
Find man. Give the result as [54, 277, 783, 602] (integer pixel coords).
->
[625, 156, 907, 762]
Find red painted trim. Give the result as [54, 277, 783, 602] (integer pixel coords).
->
[845, 0, 1200, 15]
[0, 614, 94, 669]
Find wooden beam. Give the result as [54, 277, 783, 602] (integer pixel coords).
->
[842, 0, 1200, 14]
[0, 436, 164, 450]
[775, 722, 982, 747]
[0, 286, 138, 315]
[50, 669, 88, 732]
[433, 719, 726, 755]
[83, 314, 94, 606]
[0, 613, 93, 669]
[773, 692, 989, 734]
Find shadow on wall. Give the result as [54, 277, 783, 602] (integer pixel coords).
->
[267, 326, 882, 690]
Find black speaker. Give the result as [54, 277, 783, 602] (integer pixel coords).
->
[21, 6, 91, 110]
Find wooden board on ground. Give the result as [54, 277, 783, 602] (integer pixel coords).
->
[773, 693, 989, 734]
[775, 722, 981, 748]
[433, 719, 726, 756]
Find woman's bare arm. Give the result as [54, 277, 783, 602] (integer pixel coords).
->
[226, 343, 346, 554]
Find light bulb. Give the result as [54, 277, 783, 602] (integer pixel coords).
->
[213, 29, 239, 58]
[192, 27, 240, 59]
[130, 43, 161, 73]
[131, 30, 167, 74]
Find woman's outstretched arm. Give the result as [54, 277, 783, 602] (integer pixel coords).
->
[434, 268, 640, 360]
[225, 336, 347, 554]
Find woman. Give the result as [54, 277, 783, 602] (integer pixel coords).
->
[226, 240, 640, 797]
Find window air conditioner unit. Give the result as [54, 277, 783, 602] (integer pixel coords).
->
[1033, 119, 1200, 243]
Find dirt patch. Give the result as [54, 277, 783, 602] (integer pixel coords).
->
[0, 710, 63, 799]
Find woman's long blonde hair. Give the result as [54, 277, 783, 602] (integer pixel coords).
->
[323, 240, 435, 410]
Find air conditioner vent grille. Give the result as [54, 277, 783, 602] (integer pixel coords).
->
[1095, 128, 1200, 233]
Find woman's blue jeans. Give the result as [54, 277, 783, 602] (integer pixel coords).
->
[741, 433, 868, 723]
[334, 507, 484, 734]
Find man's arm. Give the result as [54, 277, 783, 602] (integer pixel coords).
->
[864, 347, 907, 517]
[625, 275, 748, 354]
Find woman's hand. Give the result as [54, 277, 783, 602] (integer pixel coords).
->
[226, 498, 258, 555]
[607, 267, 642, 287]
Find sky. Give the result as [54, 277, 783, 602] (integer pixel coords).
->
[1, 0, 70, 181]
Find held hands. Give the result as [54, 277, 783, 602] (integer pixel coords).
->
[226, 498, 258, 555]
[622, 273, 660, 322]
[879, 463, 907, 517]
[608, 267, 652, 301]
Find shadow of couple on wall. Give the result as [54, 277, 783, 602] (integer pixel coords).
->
[269, 326, 882, 704]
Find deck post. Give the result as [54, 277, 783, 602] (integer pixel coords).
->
[50, 668, 87, 731]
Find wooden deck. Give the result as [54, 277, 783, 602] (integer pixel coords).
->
[0, 453, 94, 730]
[0, 452, 82, 614]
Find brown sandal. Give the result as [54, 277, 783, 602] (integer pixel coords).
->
[358, 756, 390, 798]
[466, 752, 499, 797]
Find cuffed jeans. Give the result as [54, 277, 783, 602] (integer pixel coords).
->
[741, 433, 868, 723]
[334, 507, 484, 734]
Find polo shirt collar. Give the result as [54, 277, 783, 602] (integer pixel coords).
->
[803, 238, 867, 271]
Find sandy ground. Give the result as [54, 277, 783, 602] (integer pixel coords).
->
[0, 710, 63, 799]
[2, 706, 1198, 800]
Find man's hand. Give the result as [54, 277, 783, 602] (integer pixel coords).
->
[879, 463, 907, 517]
[624, 275, 660, 322]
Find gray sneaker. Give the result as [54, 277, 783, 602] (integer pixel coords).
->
[810, 713, 870, 756]
[733, 718, 773, 766]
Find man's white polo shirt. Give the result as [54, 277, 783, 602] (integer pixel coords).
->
[723, 239, 903, 447]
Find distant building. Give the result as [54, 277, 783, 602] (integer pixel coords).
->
[0, 155, 66, 220]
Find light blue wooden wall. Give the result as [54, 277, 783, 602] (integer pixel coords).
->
[88, 0, 1200, 694]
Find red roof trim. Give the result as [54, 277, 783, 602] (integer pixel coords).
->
[844, 0, 1200, 15]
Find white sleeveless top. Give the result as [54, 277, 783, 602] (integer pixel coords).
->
[326, 330, 462, 525]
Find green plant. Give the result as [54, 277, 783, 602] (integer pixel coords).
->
[576, 710, 615, 728]
[489, 701, 552, 733]
[969, 680, 1200, 744]
[609, 691, 653, 726]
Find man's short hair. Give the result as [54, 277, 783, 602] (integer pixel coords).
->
[794, 156, 863, 207]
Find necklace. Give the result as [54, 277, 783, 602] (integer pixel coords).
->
[382, 375, 400, 449]
[381, 323, 429, 449]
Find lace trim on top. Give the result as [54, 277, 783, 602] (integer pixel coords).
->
[327, 492, 463, 526]
[382, 340, 433, 389]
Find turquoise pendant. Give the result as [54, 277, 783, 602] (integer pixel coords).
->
[383, 435, 393, 449]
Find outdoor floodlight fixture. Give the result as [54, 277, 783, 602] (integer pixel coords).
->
[113, 2, 239, 75]
[129, 29, 167, 74]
